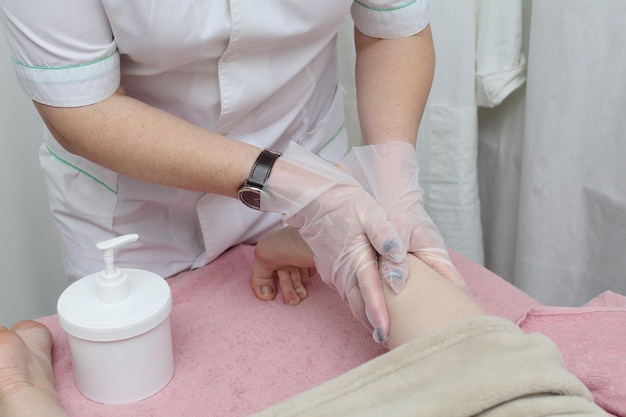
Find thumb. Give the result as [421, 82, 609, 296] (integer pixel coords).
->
[250, 257, 277, 301]
[379, 258, 409, 294]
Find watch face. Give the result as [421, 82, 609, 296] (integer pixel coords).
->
[238, 186, 262, 210]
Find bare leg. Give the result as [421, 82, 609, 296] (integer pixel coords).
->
[0, 321, 68, 417]
[251, 227, 485, 350]
[381, 255, 484, 349]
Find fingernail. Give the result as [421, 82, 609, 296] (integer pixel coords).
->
[372, 327, 388, 344]
[261, 286, 273, 296]
[383, 239, 405, 263]
[288, 298, 300, 306]
[388, 269, 405, 293]
[296, 287, 308, 299]
[382, 239, 398, 253]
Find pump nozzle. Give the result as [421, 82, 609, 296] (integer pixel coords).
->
[95, 234, 139, 303]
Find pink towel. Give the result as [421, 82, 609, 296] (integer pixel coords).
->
[448, 248, 543, 318]
[518, 291, 626, 416]
[38, 245, 383, 416]
[33, 245, 556, 416]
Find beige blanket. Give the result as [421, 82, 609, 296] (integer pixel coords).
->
[251, 316, 607, 417]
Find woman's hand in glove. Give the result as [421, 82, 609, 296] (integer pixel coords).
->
[339, 141, 468, 294]
[261, 142, 406, 343]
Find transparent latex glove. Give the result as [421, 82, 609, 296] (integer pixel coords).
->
[339, 141, 467, 293]
[262, 142, 406, 343]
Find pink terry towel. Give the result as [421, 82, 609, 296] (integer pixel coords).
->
[34, 245, 544, 416]
[518, 291, 626, 416]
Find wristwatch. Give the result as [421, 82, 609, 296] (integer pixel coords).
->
[238, 149, 282, 210]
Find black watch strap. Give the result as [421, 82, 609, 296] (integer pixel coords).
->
[245, 149, 282, 188]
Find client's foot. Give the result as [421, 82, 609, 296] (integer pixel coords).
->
[0, 320, 67, 417]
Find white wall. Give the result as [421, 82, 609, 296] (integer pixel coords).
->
[0, 36, 67, 327]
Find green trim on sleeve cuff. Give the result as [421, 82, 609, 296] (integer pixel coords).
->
[353, 0, 417, 12]
[11, 50, 118, 71]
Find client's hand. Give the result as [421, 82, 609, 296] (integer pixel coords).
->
[251, 227, 316, 307]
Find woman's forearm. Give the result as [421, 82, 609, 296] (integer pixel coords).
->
[34, 88, 260, 198]
[354, 26, 435, 146]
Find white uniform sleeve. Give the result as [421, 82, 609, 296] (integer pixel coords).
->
[475, 0, 526, 107]
[0, 0, 119, 107]
[351, 0, 430, 38]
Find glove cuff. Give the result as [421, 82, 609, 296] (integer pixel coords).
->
[261, 141, 355, 217]
[341, 141, 422, 203]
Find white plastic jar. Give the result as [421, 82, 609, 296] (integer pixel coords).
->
[57, 234, 174, 404]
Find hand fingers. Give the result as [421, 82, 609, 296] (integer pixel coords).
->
[277, 268, 308, 306]
[362, 209, 407, 266]
[344, 284, 368, 330]
[364, 214, 408, 296]
[400, 213, 469, 290]
[250, 257, 277, 301]
[251, 256, 311, 306]
[354, 254, 390, 344]
[379, 258, 409, 294]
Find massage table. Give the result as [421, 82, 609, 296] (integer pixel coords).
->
[37, 244, 625, 416]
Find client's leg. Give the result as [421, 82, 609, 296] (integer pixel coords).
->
[381, 251, 484, 349]
[251, 227, 485, 349]
[251, 229, 606, 416]
[0, 321, 68, 417]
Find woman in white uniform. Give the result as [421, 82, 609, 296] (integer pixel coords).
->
[0, 1, 463, 341]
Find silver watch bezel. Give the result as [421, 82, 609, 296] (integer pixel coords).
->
[238, 184, 263, 210]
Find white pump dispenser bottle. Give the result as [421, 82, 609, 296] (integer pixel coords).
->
[95, 233, 136, 303]
[57, 234, 174, 404]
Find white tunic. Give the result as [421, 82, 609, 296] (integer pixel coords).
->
[0, 1, 430, 281]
